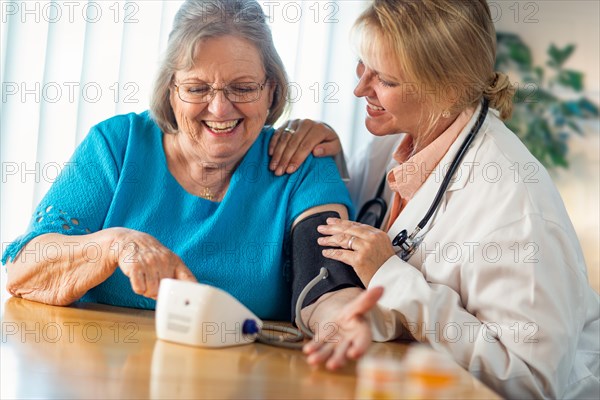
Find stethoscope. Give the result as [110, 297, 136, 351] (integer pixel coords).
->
[355, 173, 388, 229]
[285, 99, 491, 346]
[357, 98, 490, 261]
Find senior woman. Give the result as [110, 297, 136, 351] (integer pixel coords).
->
[271, 0, 599, 398]
[2, 0, 378, 349]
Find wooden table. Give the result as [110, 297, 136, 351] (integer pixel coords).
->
[0, 297, 500, 399]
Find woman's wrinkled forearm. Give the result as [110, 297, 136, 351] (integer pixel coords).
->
[5, 228, 123, 306]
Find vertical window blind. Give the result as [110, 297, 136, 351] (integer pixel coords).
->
[1, 0, 369, 247]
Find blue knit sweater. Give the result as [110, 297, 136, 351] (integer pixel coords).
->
[2, 111, 353, 320]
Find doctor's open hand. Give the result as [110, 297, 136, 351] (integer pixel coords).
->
[317, 218, 395, 287]
[303, 286, 384, 370]
[110, 228, 197, 299]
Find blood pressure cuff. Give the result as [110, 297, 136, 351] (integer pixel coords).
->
[290, 211, 365, 322]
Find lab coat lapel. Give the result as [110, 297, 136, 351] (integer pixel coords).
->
[386, 103, 491, 265]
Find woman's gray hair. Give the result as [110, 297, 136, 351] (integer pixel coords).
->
[150, 0, 289, 134]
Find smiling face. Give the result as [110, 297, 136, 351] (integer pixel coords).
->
[353, 56, 429, 139]
[169, 35, 274, 166]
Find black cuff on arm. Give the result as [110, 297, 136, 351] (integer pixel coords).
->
[290, 211, 364, 322]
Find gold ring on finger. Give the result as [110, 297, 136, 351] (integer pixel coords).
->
[348, 236, 356, 251]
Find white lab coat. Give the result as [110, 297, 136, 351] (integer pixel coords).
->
[347, 104, 600, 399]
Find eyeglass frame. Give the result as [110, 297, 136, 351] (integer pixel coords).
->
[172, 79, 269, 104]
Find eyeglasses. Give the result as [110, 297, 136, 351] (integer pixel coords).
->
[173, 80, 267, 104]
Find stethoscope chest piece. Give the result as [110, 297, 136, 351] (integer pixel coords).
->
[392, 229, 408, 247]
[392, 228, 421, 262]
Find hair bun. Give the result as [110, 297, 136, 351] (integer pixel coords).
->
[484, 72, 515, 120]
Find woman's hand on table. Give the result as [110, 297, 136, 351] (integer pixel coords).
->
[269, 119, 341, 176]
[111, 228, 197, 299]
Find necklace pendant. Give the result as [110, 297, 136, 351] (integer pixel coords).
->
[201, 187, 213, 201]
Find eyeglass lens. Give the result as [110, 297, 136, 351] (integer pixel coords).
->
[178, 82, 262, 103]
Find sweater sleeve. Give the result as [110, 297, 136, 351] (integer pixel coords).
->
[2, 120, 127, 264]
[286, 154, 355, 227]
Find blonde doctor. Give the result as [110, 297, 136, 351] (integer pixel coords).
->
[269, 1, 600, 398]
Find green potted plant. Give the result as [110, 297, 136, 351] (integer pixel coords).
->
[495, 32, 599, 168]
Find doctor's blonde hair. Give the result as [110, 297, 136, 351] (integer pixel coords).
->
[353, 0, 514, 139]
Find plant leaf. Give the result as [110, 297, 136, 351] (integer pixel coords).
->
[560, 101, 583, 117]
[547, 44, 576, 68]
[533, 66, 544, 82]
[577, 98, 600, 116]
[566, 120, 584, 135]
[558, 70, 584, 91]
[496, 33, 532, 70]
[509, 42, 532, 69]
[494, 33, 595, 169]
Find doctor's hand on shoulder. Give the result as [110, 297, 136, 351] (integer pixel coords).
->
[269, 119, 341, 176]
[315, 217, 395, 287]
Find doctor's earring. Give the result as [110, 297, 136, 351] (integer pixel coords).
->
[441, 109, 451, 118]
